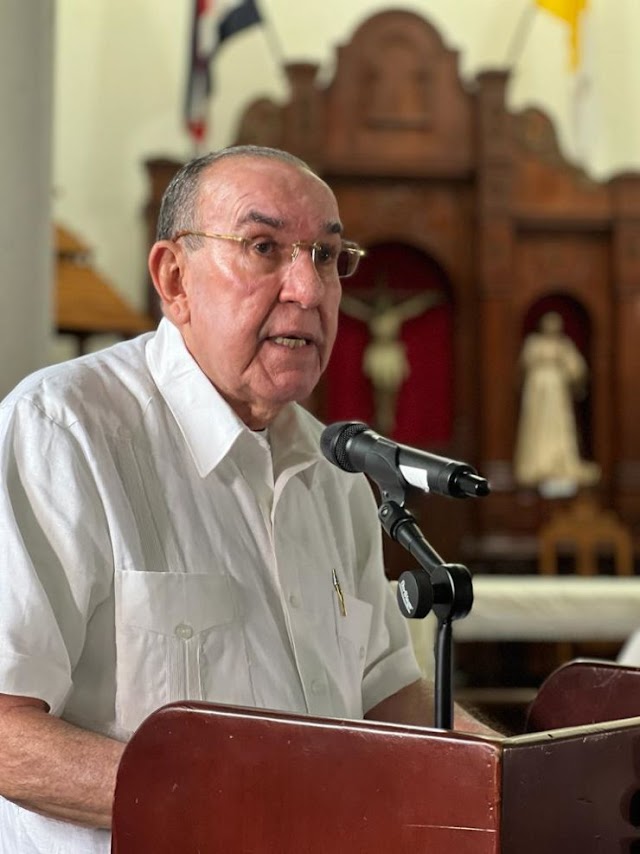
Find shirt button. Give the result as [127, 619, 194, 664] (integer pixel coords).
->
[359, 646, 366, 660]
[311, 679, 325, 695]
[175, 623, 193, 640]
[288, 593, 301, 609]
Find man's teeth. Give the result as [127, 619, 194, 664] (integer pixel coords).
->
[273, 336, 308, 349]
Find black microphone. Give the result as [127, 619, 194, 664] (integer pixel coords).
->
[320, 421, 490, 499]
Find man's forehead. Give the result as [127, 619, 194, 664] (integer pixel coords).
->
[199, 157, 341, 231]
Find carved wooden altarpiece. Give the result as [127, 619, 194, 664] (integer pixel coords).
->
[143, 11, 640, 571]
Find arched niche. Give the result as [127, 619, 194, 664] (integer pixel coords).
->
[326, 242, 453, 446]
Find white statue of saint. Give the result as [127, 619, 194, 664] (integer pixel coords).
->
[513, 311, 600, 497]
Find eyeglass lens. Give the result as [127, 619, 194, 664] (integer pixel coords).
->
[336, 249, 358, 278]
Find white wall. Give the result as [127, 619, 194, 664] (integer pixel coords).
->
[52, 0, 640, 331]
[0, 1, 54, 395]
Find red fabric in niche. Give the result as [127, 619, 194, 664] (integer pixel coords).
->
[325, 243, 453, 446]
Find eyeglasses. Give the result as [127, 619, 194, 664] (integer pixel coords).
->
[173, 230, 365, 279]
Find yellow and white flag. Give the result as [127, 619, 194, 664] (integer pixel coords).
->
[535, 0, 593, 167]
[535, 0, 588, 71]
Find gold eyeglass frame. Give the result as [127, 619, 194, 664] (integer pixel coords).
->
[172, 230, 365, 278]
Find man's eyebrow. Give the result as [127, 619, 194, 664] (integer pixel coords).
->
[238, 211, 285, 229]
[237, 211, 344, 235]
[325, 221, 343, 235]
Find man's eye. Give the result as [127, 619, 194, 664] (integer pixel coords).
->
[251, 240, 278, 256]
[315, 245, 338, 265]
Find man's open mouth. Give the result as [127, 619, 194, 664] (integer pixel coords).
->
[271, 336, 310, 349]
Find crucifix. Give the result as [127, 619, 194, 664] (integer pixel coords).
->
[340, 274, 444, 433]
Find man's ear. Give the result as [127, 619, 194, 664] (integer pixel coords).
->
[148, 241, 190, 324]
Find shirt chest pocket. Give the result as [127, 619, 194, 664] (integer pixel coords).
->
[114, 570, 254, 735]
[335, 593, 373, 672]
[325, 592, 373, 718]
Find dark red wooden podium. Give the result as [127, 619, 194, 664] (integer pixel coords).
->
[112, 660, 640, 853]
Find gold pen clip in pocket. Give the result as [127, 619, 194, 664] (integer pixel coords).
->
[332, 568, 347, 617]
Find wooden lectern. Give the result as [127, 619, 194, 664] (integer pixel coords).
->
[112, 661, 640, 853]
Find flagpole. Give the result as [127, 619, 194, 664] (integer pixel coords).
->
[505, 3, 539, 68]
[253, 0, 287, 75]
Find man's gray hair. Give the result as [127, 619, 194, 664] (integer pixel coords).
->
[156, 145, 314, 242]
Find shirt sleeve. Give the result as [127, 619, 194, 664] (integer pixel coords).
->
[0, 397, 113, 714]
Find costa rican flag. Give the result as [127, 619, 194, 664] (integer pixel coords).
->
[185, 0, 262, 145]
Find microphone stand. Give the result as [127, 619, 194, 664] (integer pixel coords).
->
[342, 433, 476, 729]
[379, 499, 473, 729]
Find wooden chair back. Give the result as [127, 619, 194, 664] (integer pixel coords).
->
[538, 493, 633, 576]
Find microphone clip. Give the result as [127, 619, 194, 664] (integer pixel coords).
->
[359, 437, 408, 506]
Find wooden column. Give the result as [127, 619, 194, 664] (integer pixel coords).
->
[281, 63, 323, 171]
[611, 174, 640, 525]
[475, 71, 517, 530]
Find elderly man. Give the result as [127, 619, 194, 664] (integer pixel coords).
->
[0, 146, 493, 853]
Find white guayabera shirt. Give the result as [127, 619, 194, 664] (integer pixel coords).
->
[0, 318, 421, 853]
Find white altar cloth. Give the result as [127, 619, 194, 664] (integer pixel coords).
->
[394, 576, 640, 677]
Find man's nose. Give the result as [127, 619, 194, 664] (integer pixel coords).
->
[279, 248, 325, 309]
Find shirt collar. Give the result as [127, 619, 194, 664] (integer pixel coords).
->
[269, 404, 324, 476]
[145, 319, 324, 478]
[146, 318, 245, 477]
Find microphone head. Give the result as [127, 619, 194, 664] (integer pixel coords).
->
[320, 421, 368, 472]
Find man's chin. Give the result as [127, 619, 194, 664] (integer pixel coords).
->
[275, 382, 318, 407]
